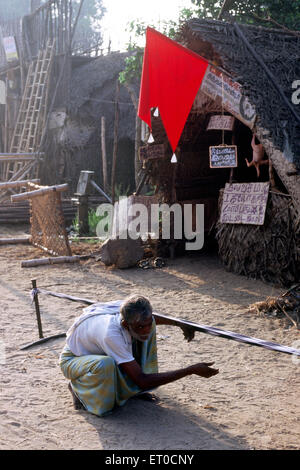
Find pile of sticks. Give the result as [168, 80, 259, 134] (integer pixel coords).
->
[248, 284, 300, 329]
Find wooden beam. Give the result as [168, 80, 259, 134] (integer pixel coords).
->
[0, 179, 40, 189]
[21, 255, 85, 268]
[11, 183, 69, 202]
[0, 237, 31, 245]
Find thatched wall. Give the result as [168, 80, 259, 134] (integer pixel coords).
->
[256, 125, 300, 215]
[216, 191, 300, 286]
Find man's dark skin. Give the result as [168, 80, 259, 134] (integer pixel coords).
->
[120, 312, 219, 390]
[69, 310, 219, 409]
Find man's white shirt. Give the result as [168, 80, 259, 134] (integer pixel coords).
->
[66, 300, 135, 365]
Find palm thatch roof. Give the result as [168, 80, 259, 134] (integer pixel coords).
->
[69, 51, 138, 142]
[178, 18, 300, 209]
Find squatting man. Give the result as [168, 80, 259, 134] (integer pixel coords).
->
[59, 295, 219, 416]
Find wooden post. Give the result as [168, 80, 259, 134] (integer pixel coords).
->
[31, 279, 44, 339]
[77, 195, 89, 236]
[101, 116, 108, 193]
[135, 115, 142, 190]
[111, 80, 120, 205]
[4, 77, 9, 153]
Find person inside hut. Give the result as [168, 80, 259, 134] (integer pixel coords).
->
[245, 133, 269, 178]
[59, 294, 219, 416]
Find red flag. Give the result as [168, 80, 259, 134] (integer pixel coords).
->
[138, 27, 209, 153]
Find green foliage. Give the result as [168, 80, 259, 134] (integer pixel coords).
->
[88, 208, 104, 235]
[119, 46, 144, 85]
[114, 183, 131, 200]
[191, 0, 300, 30]
[72, 208, 108, 238]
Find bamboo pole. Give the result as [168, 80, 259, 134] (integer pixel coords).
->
[0, 179, 40, 189]
[11, 183, 69, 202]
[101, 116, 108, 193]
[111, 80, 120, 205]
[0, 153, 44, 162]
[22, 255, 85, 268]
[31, 279, 44, 339]
[0, 237, 31, 245]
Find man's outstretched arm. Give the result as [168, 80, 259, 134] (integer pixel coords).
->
[153, 313, 196, 342]
[119, 360, 219, 391]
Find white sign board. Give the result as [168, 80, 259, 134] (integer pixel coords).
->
[0, 80, 5, 104]
[196, 65, 256, 129]
[2, 36, 18, 62]
[209, 145, 237, 168]
[220, 182, 269, 225]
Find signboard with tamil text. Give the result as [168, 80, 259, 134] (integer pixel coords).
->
[209, 145, 237, 168]
[207, 115, 235, 131]
[220, 182, 269, 225]
[196, 65, 256, 129]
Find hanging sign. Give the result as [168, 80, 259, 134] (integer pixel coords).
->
[209, 145, 237, 168]
[0, 80, 5, 104]
[197, 65, 256, 128]
[220, 182, 269, 225]
[2, 36, 18, 62]
[207, 115, 235, 131]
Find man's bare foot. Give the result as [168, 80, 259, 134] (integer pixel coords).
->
[132, 392, 160, 403]
[68, 382, 85, 410]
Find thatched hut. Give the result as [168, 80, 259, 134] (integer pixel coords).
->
[41, 51, 138, 194]
[140, 19, 300, 286]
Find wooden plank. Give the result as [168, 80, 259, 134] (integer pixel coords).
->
[0, 179, 40, 189]
[0, 153, 43, 162]
[11, 183, 69, 201]
[0, 237, 31, 245]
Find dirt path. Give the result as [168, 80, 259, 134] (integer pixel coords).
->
[0, 225, 299, 450]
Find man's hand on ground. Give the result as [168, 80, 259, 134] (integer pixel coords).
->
[188, 362, 219, 378]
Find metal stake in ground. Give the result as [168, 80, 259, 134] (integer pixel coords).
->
[31, 279, 43, 339]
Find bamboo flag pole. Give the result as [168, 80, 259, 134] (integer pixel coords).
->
[21, 286, 300, 356]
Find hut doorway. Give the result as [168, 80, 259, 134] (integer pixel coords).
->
[173, 112, 270, 254]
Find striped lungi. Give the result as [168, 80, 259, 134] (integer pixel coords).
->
[59, 320, 158, 417]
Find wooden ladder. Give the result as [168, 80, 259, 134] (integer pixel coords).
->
[3, 40, 55, 183]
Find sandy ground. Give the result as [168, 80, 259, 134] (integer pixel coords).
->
[0, 224, 299, 451]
